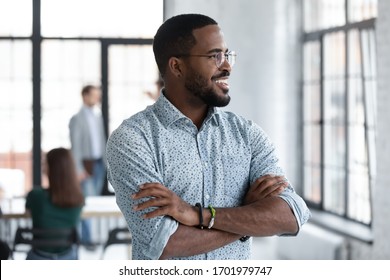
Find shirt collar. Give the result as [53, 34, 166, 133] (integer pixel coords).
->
[205, 106, 221, 127]
[153, 92, 221, 128]
[82, 105, 94, 115]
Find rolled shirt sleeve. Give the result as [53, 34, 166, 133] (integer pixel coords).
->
[248, 121, 311, 234]
[106, 120, 177, 259]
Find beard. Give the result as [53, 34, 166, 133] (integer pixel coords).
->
[184, 67, 231, 107]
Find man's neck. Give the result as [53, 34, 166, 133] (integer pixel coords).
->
[163, 89, 208, 130]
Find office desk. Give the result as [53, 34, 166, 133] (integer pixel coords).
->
[0, 195, 122, 219]
[0, 196, 126, 244]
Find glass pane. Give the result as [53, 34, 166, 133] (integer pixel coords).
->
[108, 45, 159, 134]
[0, 0, 32, 36]
[348, 0, 377, 23]
[0, 40, 32, 79]
[303, 84, 321, 123]
[0, 40, 33, 195]
[324, 168, 346, 215]
[304, 165, 321, 204]
[323, 32, 346, 124]
[348, 29, 364, 127]
[348, 77, 364, 125]
[366, 129, 376, 177]
[348, 172, 371, 224]
[364, 82, 376, 127]
[349, 125, 368, 171]
[323, 79, 346, 123]
[304, 0, 346, 32]
[41, 0, 163, 38]
[324, 124, 346, 168]
[324, 32, 346, 77]
[362, 29, 377, 128]
[347, 28, 375, 226]
[304, 125, 321, 165]
[303, 41, 321, 82]
[41, 40, 101, 153]
[348, 29, 362, 76]
[361, 29, 376, 78]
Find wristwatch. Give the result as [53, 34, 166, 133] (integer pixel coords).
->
[239, 236, 250, 242]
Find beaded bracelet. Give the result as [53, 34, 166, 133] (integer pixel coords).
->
[195, 203, 204, 229]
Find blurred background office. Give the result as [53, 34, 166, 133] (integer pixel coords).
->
[1, 0, 389, 259]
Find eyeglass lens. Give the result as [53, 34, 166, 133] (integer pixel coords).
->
[216, 52, 236, 68]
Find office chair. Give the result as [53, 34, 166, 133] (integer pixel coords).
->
[0, 240, 11, 260]
[12, 227, 79, 259]
[100, 227, 132, 259]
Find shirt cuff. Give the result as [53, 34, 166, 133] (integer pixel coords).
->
[279, 192, 311, 236]
[142, 216, 179, 259]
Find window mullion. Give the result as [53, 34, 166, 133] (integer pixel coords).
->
[359, 29, 374, 226]
[344, 28, 350, 220]
[32, 0, 42, 188]
[320, 35, 325, 210]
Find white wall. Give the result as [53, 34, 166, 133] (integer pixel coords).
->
[348, 0, 390, 259]
[164, 0, 303, 190]
[373, 0, 390, 259]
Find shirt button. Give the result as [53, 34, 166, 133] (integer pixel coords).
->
[205, 194, 210, 199]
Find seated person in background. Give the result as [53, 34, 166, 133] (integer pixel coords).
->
[25, 148, 84, 260]
[0, 205, 11, 260]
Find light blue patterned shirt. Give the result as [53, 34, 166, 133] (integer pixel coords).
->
[106, 93, 310, 260]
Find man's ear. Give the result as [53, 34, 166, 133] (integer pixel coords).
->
[167, 57, 184, 78]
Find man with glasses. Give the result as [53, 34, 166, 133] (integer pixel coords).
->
[106, 13, 310, 260]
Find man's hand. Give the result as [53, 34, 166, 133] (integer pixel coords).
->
[132, 183, 198, 226]
[77, 171, 90, 182]
[244, 175, 288, 205]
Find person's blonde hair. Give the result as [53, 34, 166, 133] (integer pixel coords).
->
[46, 148, 84, 207]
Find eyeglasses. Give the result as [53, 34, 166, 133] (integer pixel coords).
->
[176, 51, 237, 68]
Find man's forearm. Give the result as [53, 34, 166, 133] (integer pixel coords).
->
[159, 224, 240, 259]
[133, 180, 300, 259]
[204, 197, 298, 237]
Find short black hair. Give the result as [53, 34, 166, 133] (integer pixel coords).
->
[153, 14, 218, 77]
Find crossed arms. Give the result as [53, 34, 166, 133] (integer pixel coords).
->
[132, 175, 299, 259]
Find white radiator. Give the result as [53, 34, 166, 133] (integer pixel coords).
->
[276, 223, 347, 259]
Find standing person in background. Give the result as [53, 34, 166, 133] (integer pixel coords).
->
[25, 148, 84, 260]
[69, 85, 106, 248]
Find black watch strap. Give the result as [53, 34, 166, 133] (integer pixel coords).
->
[240, 236, 250, 242]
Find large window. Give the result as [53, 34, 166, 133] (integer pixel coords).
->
[0, 0, 163, 196]
[0, 0, 33, 196]
[303, 0, 377, 229]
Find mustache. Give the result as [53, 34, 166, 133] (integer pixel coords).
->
[212, 71, 230, 80]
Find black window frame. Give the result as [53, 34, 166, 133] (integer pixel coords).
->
[302, 0, 377, 242]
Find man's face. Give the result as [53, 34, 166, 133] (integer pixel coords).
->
[183, 25, 232, 107]
[84, 88, 101, 107]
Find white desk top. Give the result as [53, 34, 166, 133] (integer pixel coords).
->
[0, 195, 122, 219]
